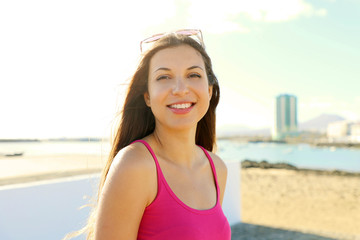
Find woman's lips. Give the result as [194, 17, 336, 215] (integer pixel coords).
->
[167, 102, 195, 114]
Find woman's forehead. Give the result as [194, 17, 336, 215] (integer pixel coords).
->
[149, 45, 205, 71]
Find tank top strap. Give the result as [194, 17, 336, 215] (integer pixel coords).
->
[197, 146, 220, 196]
[131, 140, 220, 198]
[131, 139, 165, 184]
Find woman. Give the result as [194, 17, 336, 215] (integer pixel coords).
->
[68, 29, 231, 240]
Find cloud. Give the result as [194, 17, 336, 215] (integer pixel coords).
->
[248, 0, 328, 22]
[187, 0, 327, 33]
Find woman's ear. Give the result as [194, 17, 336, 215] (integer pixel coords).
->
[144, 92, 151, 107]
[208, 85, 213, 100]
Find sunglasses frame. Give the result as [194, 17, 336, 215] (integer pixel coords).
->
[140, 29, 204, 52]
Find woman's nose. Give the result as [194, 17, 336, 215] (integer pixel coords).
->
[172, 77, 189, 96]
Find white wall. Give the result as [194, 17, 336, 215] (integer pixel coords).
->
[0, 162, 241, 240]
[0, 176, 98, 240]
[222, 161, 242, 225]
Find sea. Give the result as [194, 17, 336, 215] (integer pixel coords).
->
[1, 139, 360, 172]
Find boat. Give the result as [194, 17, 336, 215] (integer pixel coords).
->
[4, 152, 24, 157]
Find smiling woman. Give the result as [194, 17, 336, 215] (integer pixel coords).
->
[64, 30, 230, 240]
[144, 45, 213, 131]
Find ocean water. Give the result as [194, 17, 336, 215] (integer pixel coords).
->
[1, 139, 360, 172]
[217, 140, 360, 172]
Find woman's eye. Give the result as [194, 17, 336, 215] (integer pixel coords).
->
[189, 73, 201, 79]
[157, 75, 170, 81]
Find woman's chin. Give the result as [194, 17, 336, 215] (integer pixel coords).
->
[160, 120, 199, 132]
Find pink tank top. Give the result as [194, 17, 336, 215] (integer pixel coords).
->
[134, 140, 231, 240]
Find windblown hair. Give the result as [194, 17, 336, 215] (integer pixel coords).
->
[63, 33, 220, 240]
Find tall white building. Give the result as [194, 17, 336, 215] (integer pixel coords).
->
[273, 94, 298, 140]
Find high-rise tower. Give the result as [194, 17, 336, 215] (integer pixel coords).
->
[273, 94, 298, 140]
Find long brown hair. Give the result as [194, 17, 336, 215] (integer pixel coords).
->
[64, 33, 220, 240]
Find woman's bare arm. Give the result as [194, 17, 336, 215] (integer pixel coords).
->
[94, 144, 157, 240]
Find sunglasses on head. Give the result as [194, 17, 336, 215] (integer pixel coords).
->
[140, 29, 204, 53]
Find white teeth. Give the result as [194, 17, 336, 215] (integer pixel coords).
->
[169, 103, 192, 109]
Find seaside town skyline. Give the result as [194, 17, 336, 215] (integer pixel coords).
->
[1, 0, 359, 139]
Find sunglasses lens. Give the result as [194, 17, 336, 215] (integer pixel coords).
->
[142, 34, 164, 44]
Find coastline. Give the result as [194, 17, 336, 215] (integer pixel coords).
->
[2, 155, 359, 186]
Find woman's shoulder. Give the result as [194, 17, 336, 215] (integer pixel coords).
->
[108, 141, 157, 184]
[112, 141, 155, 169]
[95, 141, 157, 237]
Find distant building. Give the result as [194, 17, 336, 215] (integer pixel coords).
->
[327, 121, 360, 143]
[351, 123, 360, 136]
[273, 94, 298, 140]
[327, 121, 350, 138]
[350, 123, 360, 143]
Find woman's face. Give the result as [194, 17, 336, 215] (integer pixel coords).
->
[144, 45, 213, 131]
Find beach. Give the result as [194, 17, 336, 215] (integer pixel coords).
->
[0, 154, 105, 186]
[1, 155, 360, 239]
[239, 168, 360, 239]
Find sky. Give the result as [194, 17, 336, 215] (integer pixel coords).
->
[0, 0, 359, 139]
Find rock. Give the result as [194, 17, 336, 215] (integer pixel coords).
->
[241, 160, 297, 170]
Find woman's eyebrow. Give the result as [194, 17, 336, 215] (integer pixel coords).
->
[153, 65, 204, 74]
[187, 65, 204, 71]
[154, 67, 171, 73]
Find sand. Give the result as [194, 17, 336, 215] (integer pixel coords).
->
[0, 154, 105, 186]
[1, 155, 359, 239]
[241, 168, 360, 239]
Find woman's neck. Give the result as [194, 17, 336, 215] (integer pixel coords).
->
[147, 125, 199, 168]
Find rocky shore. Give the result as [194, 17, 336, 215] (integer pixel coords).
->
[241, 159, 360, 177]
